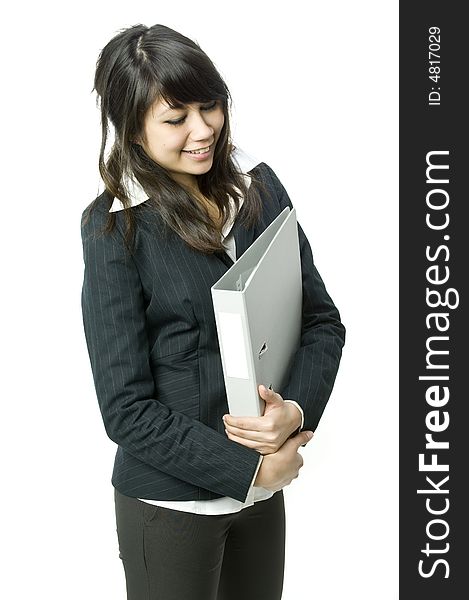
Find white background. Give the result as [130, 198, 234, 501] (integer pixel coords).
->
[1, 1, 398, 598]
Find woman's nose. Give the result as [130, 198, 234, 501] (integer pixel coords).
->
[187, 110, 214, 141]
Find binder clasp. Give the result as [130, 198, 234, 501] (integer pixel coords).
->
[258, 341, 268, 359]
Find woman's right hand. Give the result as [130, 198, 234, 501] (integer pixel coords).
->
[254, 430, 314, 492]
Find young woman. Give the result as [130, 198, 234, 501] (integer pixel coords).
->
[81, 23, 345, 600]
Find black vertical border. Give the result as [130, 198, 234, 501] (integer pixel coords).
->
[400, 3, 467, 598]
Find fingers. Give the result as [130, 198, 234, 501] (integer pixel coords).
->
[223, 384, 284, 428]
[224, 423, 265, 443]
[289, 430, 314, 450]
[258, 384, 284, 402]
[279, 455, 304, 489]
[222, 413, 282, 454]
[224, 429, 276, 454]
[223, 414, 268, 432]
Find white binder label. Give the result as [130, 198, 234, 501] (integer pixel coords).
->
[218, 312, 249, 379]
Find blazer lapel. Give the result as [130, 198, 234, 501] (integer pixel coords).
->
[214, 250, 234, 268]
[231, 204, 258, 260]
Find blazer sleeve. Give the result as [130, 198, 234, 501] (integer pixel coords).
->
[80, 203, 261, 503]
[261, 163, 346, 432]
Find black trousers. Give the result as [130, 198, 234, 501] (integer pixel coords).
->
[114, 488, 286, 600]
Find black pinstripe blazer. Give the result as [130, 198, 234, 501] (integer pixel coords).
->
[81, 161, 345, 502]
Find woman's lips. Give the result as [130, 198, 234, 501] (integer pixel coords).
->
[182, 145, 213, 160]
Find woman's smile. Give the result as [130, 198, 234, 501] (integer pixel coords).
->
[181, 145, 213, 160]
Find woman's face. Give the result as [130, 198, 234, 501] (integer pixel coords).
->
[138, 96, 225, 190]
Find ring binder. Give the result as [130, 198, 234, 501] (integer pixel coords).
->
[211, 207, 302, 416]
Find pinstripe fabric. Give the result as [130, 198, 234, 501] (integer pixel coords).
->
[80, 161, 345, 503]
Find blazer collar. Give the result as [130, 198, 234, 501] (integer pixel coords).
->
[108, 173, 149, 212]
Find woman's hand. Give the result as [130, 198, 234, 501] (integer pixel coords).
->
[254, 430, 314, 492]
[222, 384, 305, 455]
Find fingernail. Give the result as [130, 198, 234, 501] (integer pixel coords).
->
[306, 431, 314, 440]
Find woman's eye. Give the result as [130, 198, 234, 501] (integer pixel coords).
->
[167, 117, 185, 126]
[203, 100, 218, 111]
[167, 101, 218, 126]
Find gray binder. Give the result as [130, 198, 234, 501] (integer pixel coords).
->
[211, 207, 302, 417]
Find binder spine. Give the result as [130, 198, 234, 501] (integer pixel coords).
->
[211, 289, 262, 417]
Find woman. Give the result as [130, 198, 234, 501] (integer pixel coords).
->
[81, 23, 345, 600]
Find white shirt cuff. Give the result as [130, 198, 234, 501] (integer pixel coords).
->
[250, 454, 264, 489]
[284, 400, 304, 431]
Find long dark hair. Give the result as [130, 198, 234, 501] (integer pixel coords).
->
[85, 23, 267, 254]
